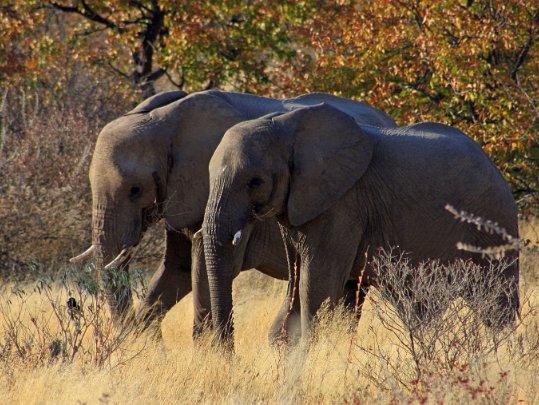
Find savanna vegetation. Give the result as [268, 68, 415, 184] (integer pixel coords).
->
[0, 0, 538, 403]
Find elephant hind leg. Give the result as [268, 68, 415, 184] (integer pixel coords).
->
[464, 280, 519, 330]
[461, 258, 520, 330]
[138, 229, 193, 329]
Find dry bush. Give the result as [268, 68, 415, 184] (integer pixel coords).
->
[1, 106, 95, 278]
[0, 264, 150, 371]
[0, 68, 166, 280]
[0, 266, 537, 404]
[359, 251, 521, 384]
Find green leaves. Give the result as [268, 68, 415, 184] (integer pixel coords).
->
[2, 0, 538, 211]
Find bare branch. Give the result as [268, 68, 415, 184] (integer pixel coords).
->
[445, 204, 521, 258]
[163, 69, 185, 89]
[144, 68, 166, 83]
[510, 27, 535, 83]
[106, 62, 131, 80]
[129, 0, 152, 14]
[48, 1, 122, 31]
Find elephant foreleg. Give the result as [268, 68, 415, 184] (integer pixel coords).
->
[138, 228, 193, 327]
[295, 216, 361, 340]
[268, 231, 302, 346]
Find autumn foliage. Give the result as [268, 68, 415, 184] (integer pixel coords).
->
[0, 1, 537, 272]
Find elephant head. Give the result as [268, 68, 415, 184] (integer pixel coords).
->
[202, 104, 373, 345]
[72, 90, 244, 320]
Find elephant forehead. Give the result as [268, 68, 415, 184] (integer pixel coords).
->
[90, 165, 124, 194]
[214, 142, 270, 173]
[225, 118, 275, 143]
[91, 152, 151, 188]
[209, 149, 262, 181]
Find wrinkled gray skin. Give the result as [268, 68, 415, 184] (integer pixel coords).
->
[203, 103, 520, 347]
[84, 90, 396, 336]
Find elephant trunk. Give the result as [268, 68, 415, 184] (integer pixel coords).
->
[203, 212, 236, 349]
[92, 202, 133, 322]
[203, 176, 245, 349]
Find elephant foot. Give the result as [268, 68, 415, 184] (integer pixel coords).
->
[193, 317, 213, 342]
[268, 312, 302, 348]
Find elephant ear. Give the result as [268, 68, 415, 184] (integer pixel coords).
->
[274, 104, 374, 227]
[159, 92, 247, 229]
[125, 90, 188, 115]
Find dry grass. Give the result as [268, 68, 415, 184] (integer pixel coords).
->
[1, 277, 537, 404]
[0, 221, 537, 404]
[0, 220, 539, 404]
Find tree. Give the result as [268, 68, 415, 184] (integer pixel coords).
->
[272, 0, 538, 211]
[47, 0, 168, 97]
[17, 0, 304, 96]
[1, 0, 538, 212]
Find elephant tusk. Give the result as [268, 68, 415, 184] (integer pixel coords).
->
[232, 230, 242, 246]
[69, 245, 95, 263]
[104, 248, 131, 270]
[193, 229, 202, 240]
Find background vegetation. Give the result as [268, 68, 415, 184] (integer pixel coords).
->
[1, 0, 537, 275]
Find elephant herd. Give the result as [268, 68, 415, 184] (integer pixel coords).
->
[71, 89, 519, 349]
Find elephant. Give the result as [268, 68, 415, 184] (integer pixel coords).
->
[202, 103, 520, 347]
[71, 90, 397, 337]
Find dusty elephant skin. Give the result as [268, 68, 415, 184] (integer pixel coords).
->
[202, 103, 520, 347]
[75, 90, 396, 336]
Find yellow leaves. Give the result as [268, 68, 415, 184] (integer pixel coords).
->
[1, 0, 537, 208]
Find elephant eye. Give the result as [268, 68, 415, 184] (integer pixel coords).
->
[130, 186, 142, 197]
[247, 177, 263, 189]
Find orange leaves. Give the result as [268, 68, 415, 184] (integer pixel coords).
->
[1, 0, 537, 209]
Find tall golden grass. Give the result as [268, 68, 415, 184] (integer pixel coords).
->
[0, 219, 538, 404]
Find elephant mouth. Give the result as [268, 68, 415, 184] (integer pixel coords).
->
[142, 205, 161, 232]
[252, 206, 276, 221]
[73, 204, 158, 268]
[104, 230, 146, 270]
[103, 206, 157, 269]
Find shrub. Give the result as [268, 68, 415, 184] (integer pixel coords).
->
[0, 67, 165, 280]
[359, 250, 523, 385]
[0, 264, 149, 367]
